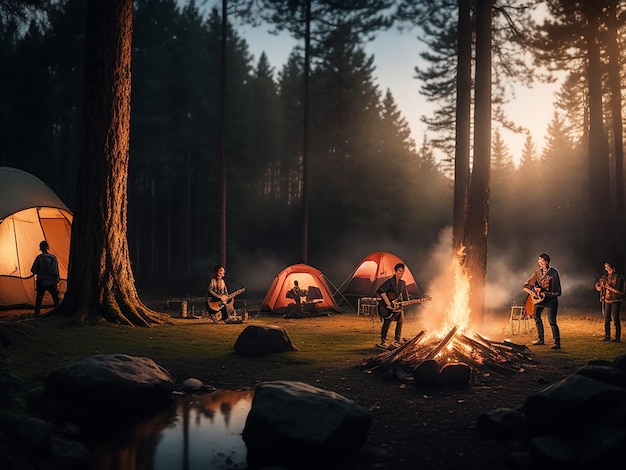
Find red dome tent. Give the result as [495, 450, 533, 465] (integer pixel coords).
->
[338, 252, 421, 307]
[259, 263, 340, 315]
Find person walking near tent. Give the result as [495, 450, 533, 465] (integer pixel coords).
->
[376, 263, 410, 349]
[30, 240, 60, 317]
[595, 260, 623, 342]
[523, 253, 562, 349]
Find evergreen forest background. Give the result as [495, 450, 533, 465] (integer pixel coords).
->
[0, 0, 619, 310]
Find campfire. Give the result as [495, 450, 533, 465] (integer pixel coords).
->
[362, 249, 538, 384]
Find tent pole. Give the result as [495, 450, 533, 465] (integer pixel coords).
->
[326, 275, 355, 312]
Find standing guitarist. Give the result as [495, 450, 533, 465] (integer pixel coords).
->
[523, 253, 562, 349]
[207, 264, 230, 323]
[376, 263, 410, 349]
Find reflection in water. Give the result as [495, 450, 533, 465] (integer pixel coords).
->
[90, 390, 254, 470]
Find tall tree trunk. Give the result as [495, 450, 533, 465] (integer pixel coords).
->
[453, 0, 472, 250]
[58, 0, 166, 326]
[465, 0, 492, 328]
[583, 3, 611, 260]
[219, 0, 228, 266]
[606, 0, 624, 266]
[301, 0, 311, 264]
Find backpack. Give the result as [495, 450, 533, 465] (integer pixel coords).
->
[43, 255, 56, 276]
[38, 254, 58, 280]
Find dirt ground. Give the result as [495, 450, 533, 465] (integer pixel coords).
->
[159, 306, 623, 470]
[1, 305, 624, 470]
[283, 309, 625, 470]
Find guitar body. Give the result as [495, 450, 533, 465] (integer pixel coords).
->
[523, 287, 545, 304]
[206, 288, 246, 312]
[208, 297, 235, 313]
[377, 300, 399, 320]
[524, 294, 535, 318]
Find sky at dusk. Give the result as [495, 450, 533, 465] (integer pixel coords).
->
[241, 23, 562, 166]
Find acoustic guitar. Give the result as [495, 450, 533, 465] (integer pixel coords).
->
[206, 288, 246, 312]
[523, 287, 545, 304]
[377, 293, 432, 320]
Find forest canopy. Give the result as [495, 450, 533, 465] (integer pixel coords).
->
[1, 0, 623, 310]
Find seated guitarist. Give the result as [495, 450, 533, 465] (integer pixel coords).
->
[207, 264, 229, 323]
[376, 263, 410, 349]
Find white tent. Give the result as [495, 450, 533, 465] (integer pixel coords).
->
[0, 167, 72, 308]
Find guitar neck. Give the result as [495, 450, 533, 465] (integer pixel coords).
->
[226, 288, 245, 300]
[395, 297, 431, 307]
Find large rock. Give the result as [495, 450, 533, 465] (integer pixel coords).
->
[234, 325, 299, 356]
[44, 354, 175, 423]
[524, 373, 626, 429]
[242, 380, 371, 468]
[478, 355, 626, 468]
[0, 411, 90, 469]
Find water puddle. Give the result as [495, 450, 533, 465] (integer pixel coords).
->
[89, 389, 254, 470]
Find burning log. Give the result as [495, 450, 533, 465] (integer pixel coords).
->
[422, 326, 457, 361]
[364, 331, 426, 372]
[361, 325, 539, 384]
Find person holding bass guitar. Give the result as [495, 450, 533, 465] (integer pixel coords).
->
[376, 263, 411, 349]
[523, 253, 562, 349]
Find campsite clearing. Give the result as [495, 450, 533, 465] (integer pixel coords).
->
[1, 306, 623, 469]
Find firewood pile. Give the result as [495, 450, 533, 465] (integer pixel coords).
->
[361, 326, 539, 379]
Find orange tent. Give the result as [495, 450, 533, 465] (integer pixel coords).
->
[259, 263, 340, 314]
[338, 251, 421, 301]
[0, 167, 72, 308]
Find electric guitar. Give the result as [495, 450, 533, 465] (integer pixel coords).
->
[377, 294, 432, 320]
[207, 288, 246, 312]
[523, 287, 545, 304]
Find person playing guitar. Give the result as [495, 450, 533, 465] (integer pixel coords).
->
[206, 264, 238, 323]
[523, 253, 562, 349]
[376, 262, 411, 349]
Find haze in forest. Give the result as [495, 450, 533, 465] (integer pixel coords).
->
[237, 11, 560, 166]
[1, 0, 622, 317]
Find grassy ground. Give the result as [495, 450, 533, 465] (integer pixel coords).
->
[1, 306, 621, 384]
[1, 305, 625, 469]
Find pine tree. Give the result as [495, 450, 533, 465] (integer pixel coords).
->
[489, 128, 516, 247]
[59, 0, 167, 325]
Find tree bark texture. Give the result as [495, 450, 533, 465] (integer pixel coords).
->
[453, 0, 472, 250]
[464, 0, 493, 328]
[605, 0, 625, 266]
[60, 0, 166, 325]
[219, 0, 227, 267]
[583, 3, 611, 258]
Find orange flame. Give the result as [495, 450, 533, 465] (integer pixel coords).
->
[429, 246, 472, 338]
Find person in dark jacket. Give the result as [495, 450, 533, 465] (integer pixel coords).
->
[523, 253, 562, 349]
[376, 263, 410, 349]
[30, 240, 60, 317]
[595, 260, 623, 342]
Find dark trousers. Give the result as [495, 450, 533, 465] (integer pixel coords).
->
[35, 282, 59, 316]
[381, 310, 404, 342]
[534, 298, 559, 344]
[603, 301, 621, 340]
